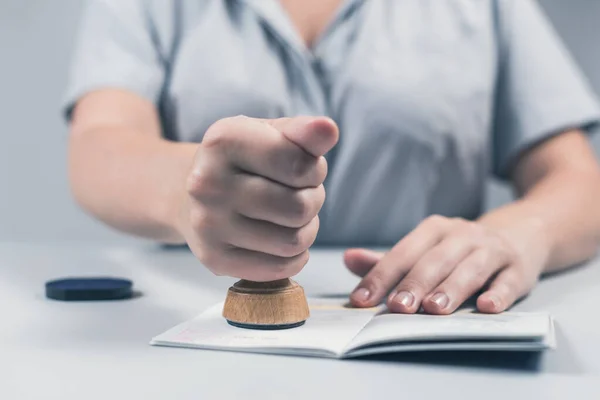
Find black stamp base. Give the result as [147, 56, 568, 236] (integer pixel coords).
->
[226, 320, 306, 330]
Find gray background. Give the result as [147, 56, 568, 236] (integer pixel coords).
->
[1, 0, 599, 245]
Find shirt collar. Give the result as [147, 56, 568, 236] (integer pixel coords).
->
[238, 0, 364, 60]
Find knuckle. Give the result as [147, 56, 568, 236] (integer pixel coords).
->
[282, 231, 304, 257]
[280, 226, 314, 257]
[471, 249, 491, 271]
[186, 169, 223, 202]
[500, 281, 518, 297]
[499, 274, 523, 295]
[202, 118, 235, 148]
[423, 214, 448, 229]
[289, 191, 312, 225]
[288, 189, 320, 226]
[494, 235, 518, 261]
[186, 170, 203, 196]
[450, 217, 468, 225]
[364, 267, 388, 290]
[452, 219, 480, 235]
[271, 265, 292, 281]
[426, 247, 448, 265]
[397, 276, 426, 293]
[466, 221, 485, 236]
[285, 155, 327, 188]
[289, 253, 310, 276]
[273, 252, 309, 280]
[391, 239, 411, 258]
[471, 258, 491, 285]
[450, 222, 486, 247]
[317, 183, 326, 205]
[288, 152, 315, 185]
[419, 249, 454, 274]
[315, 157, 328, 184]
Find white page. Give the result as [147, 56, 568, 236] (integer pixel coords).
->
[345, 308, 553, 354]
[150, 299, 381, 358]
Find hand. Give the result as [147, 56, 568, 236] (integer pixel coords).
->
[345, 215, 545, 314]
[179, 115, 339, 282]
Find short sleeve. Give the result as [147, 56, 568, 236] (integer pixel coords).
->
[62, 0, 166, 121]
[492, 0, 600, 179]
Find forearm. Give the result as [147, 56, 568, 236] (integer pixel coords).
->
[68, 127, 198, 244]
[478, 168, 600, 274]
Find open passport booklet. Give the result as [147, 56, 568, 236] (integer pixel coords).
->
[150, 298, 556, 359]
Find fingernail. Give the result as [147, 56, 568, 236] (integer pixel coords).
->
[393, 291, 414, 308]
[352, 288, 371, 302]
[387, 291, 398, 304]
[488, 295, 501, 310]
[431, 292, 449, 310]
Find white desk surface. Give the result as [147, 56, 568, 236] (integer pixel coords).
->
[2, 242, 600, 399]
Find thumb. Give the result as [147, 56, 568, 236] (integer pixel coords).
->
[266, 116, 339, 158]
[344, 248, 385, 278]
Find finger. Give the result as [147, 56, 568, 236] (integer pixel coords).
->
[343, 248, 385, 277]
[232, 172, 325, 228]
[349, 215, 453, 308]
[195, 243, 310, 282]
[200, 116, 331, 188]
[387, 232, 478, 314]
[477, 267, 533, 313]
[224, 214, 319, 259]
[265, 116, 339, 158]
[421, 247, 510, 315]
[186, 207, 311, 281]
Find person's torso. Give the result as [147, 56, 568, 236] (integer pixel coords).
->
[149, 0, 500, 246]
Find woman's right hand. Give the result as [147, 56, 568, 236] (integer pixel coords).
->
[177, 115, 339, 282]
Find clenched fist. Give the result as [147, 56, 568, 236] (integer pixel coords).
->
[178, 115, 339, 282]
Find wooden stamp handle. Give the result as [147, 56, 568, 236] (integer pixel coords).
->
[222, 278, 310, 329]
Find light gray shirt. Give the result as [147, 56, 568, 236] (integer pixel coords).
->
[63, 0, 600, 246]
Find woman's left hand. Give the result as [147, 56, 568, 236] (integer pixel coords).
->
[345, 215, 546, 314]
